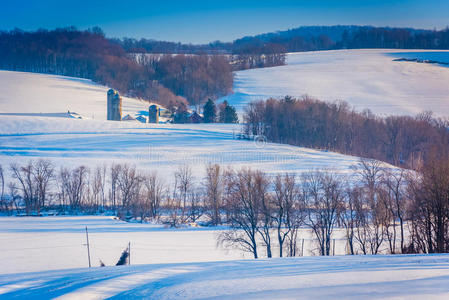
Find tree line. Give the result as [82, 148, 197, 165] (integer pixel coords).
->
[114, 38, 287, 70]
[115, 25, 449, 56]
[1, 156, 449, 256]
[0, 27, 233, 107]
[244, 96, 449, 169]
[235, 26, 449, 53]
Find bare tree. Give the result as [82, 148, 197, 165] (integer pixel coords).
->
[174, 165, 193, 222]
[218, 169, 261, 259]
[10, 162, 37, 214]
[340, 187, 358, 255]
[94, 165, 107, 211]
[187, 187, 204, 223]
[204, 164, 222, 225]
[116, 164, 142, 216]
[59, 166, 88, 211]
[143, 172, 164, 220]
[90, 166, 106, 211]
[354, 159, 386, 254]
[254, 171, 272, 258]
[166, 184, 183, 227]
[110, 164, 120, 211]
[353, 190, 370, 255]
[273, 173, 304, 257]
[33, 160, 54, 209]
[8, 182, 21, 213]
[378, 169, 407, 253]
[303, 171, 343, 256]
[407, 151, 449, 253]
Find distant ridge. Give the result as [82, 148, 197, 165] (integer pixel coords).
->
[114, 25, 449, 54]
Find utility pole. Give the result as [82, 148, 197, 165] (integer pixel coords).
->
[85, 226, 91, 268]
[128, 242, 131, 265]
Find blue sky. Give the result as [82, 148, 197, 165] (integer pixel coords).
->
[1, 0, 448, 43]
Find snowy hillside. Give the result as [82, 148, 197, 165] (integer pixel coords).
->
[0, 67, 406, 184]
[0, 115, 375, 183]
[0, 70, 151, 120]
[220, 49, 449, 117]
[1, 253, 449, 299]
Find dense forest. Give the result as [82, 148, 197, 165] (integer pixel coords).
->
[244, 96, 449, 170]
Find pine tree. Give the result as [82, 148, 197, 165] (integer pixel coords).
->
[219, 101, 239, 123]
[173, 103, 189, 123]
[203, 99, 217, 123]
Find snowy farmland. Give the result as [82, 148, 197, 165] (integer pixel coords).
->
[1, 49, 449, 298]
[0, 67, 385, 183]
[0, 216, 246, 275]
[1, 217, 449, 299]
[0, 115, 377, 184]
[220, 49, 449, 117]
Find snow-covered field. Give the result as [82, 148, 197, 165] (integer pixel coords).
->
[0, 116, 375, 183]
[1, 251, 449, 299]
[0, 217, 448, 299]
[0, 70, 152, 120]
[220, 49, 449, 117]
[0, 216, 357, 275]
[0, 216, 246, 275]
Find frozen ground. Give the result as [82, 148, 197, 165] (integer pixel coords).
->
[1, 251, 448, 299]
[219, 49, 449, 117]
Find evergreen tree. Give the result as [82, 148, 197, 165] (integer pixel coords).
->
[116, 248, 129, 266]
[203, 99, 217, 123]
[173, 103, 189, 123]
[219, 101, 239, 123]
